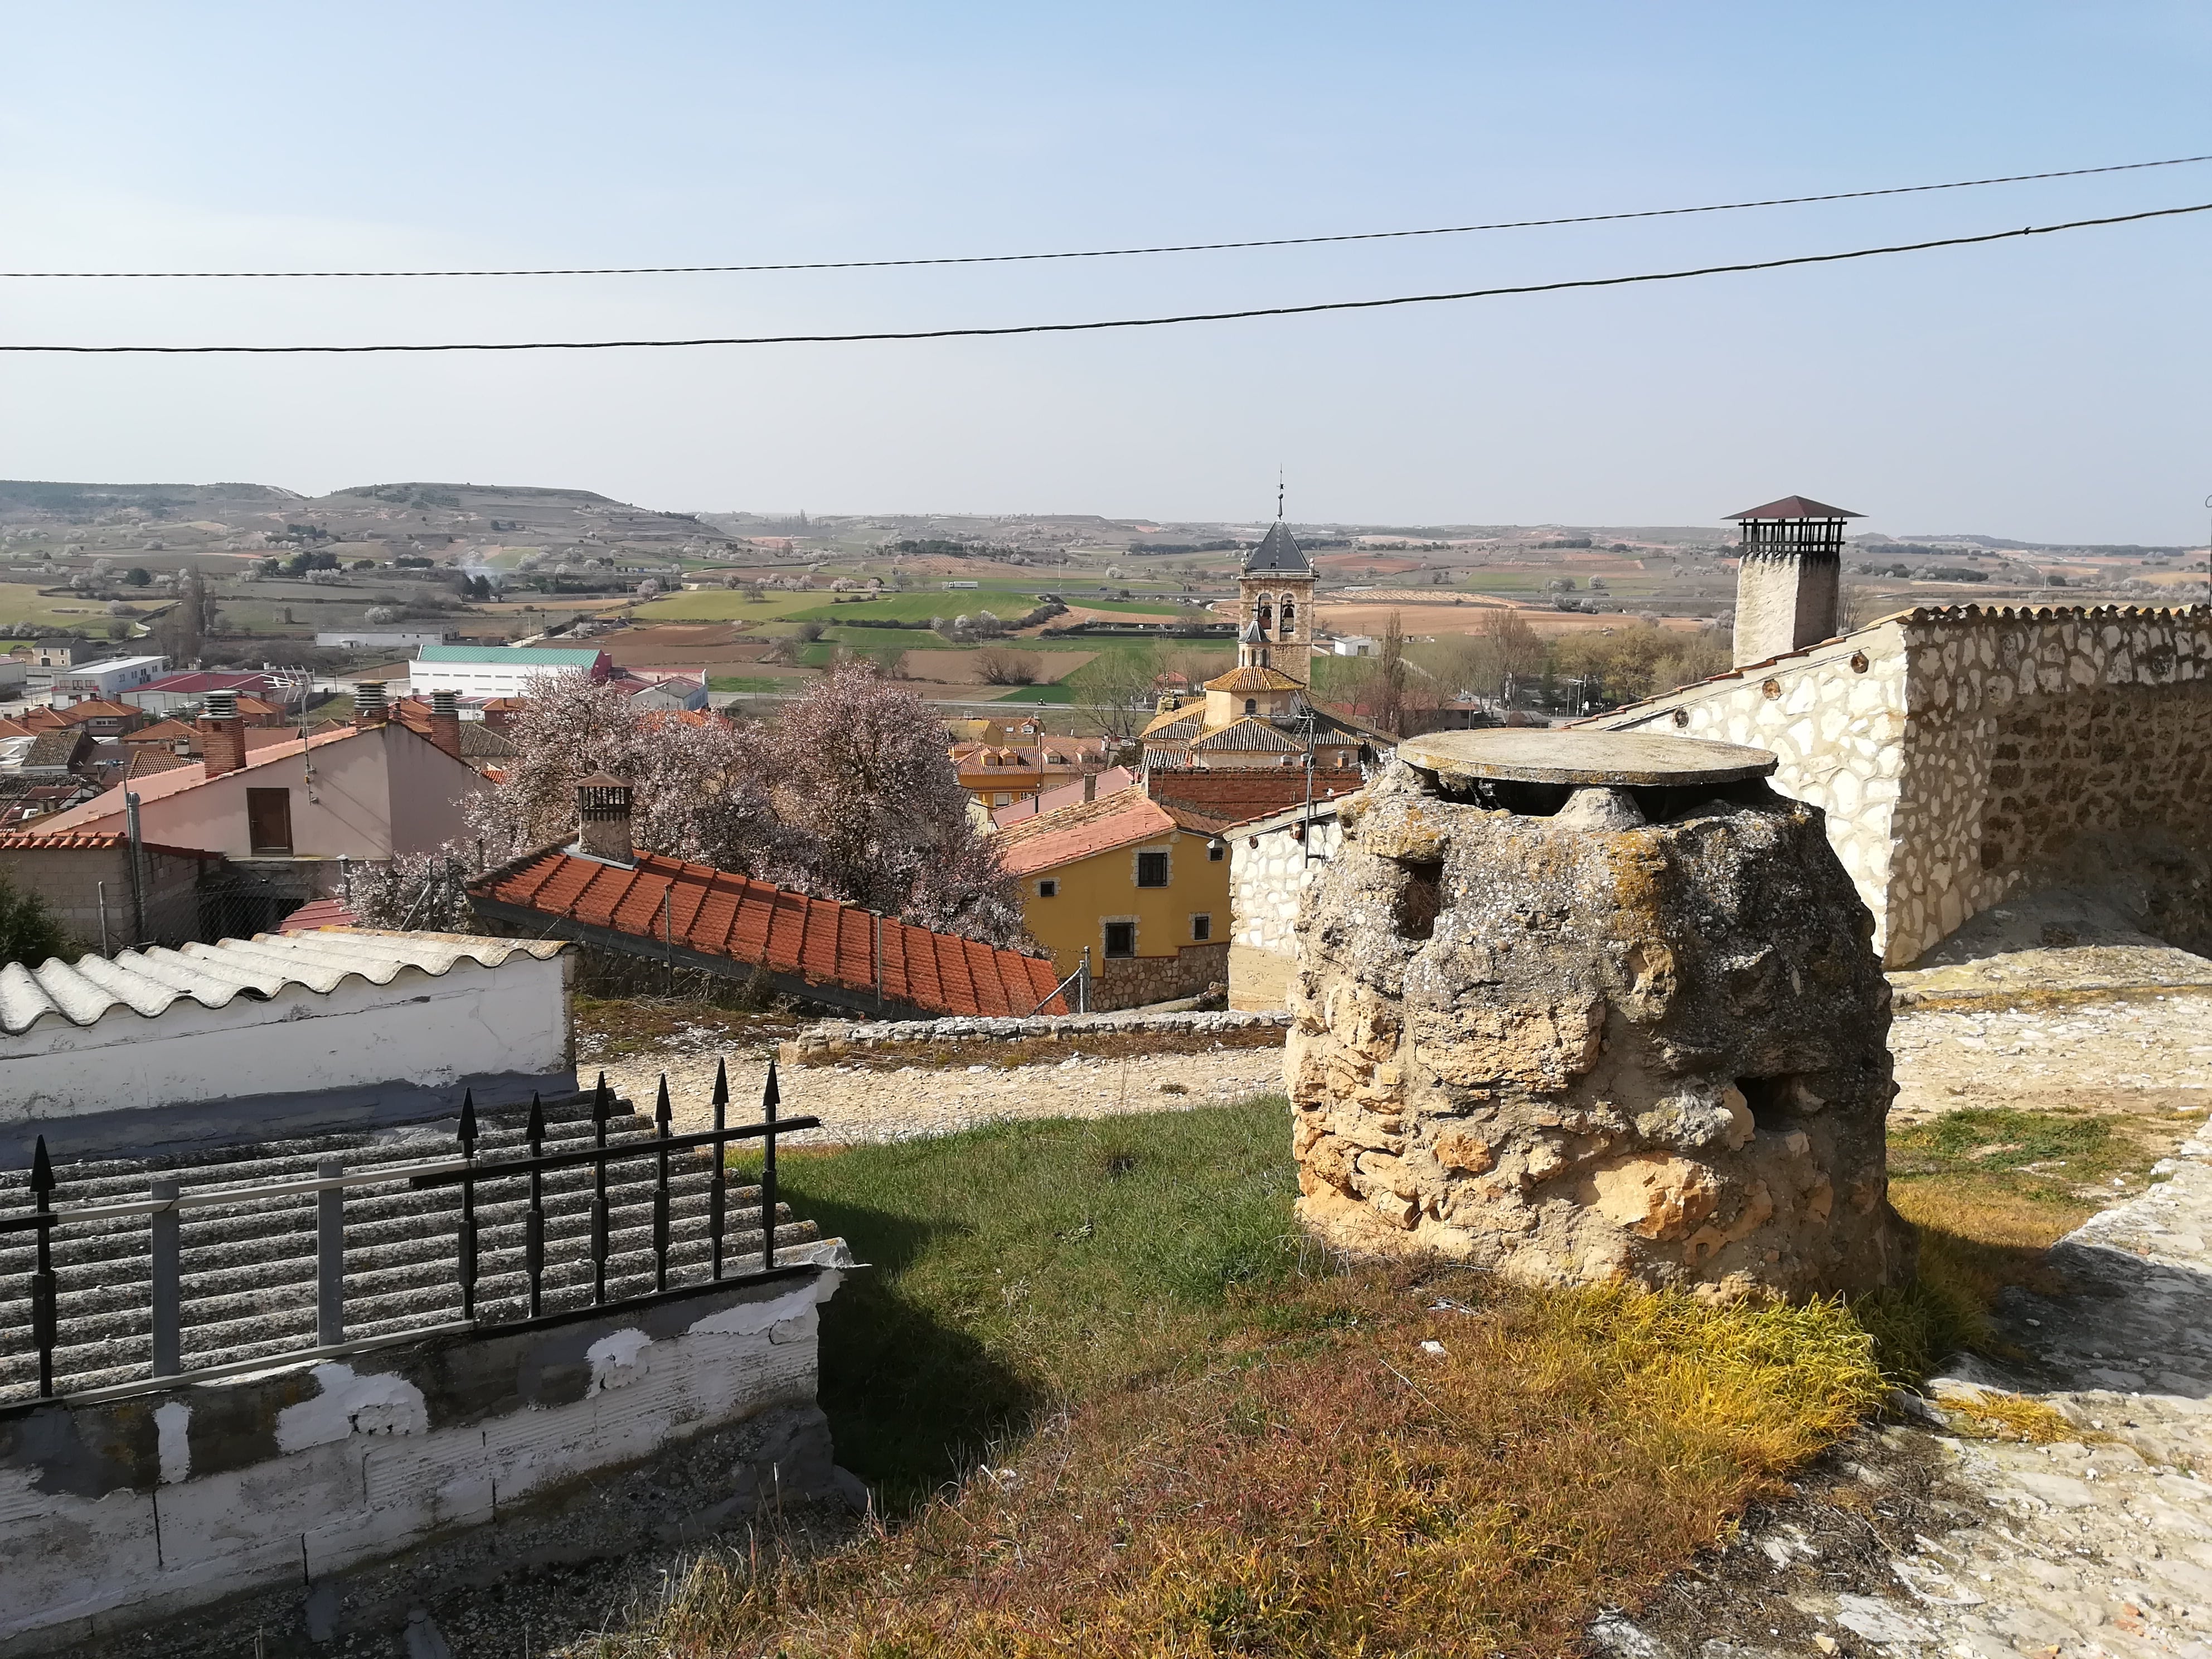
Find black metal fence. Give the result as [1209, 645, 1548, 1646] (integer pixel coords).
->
[0, 1061, 818, 1406]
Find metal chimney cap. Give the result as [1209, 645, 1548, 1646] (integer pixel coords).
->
[203, 690, 239, 721]
[1396, 729, 1777, 789]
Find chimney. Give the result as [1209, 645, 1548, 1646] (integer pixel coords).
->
[1083, 770, 1098, 803]
[426, 689, 463, 761]
[352, 680, 389, 727]
[1728, 496, 1860, 667]
[576, 774, 635, 865]
[199, 690, 246, 778]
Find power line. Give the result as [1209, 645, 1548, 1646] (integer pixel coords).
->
[6, 200, 2205, 355]
[7, 153, 2210, 280]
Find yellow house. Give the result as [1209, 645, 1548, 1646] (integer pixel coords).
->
[992, 787, 1231, 1010]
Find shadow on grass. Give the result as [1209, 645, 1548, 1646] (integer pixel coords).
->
[798, 1191, 1042, 1511]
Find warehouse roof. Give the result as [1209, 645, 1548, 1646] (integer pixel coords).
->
[415, 644, 603, 668]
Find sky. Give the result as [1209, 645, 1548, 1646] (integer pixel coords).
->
[3, 2, 2208, 543]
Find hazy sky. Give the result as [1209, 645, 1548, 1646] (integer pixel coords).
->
[4, 3, 2209, 542]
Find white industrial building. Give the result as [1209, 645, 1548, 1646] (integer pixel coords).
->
[51, 654, 169, 703]
[406, 643, 608, 700]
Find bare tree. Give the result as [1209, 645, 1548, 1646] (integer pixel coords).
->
[1065, 651, 1158, 741]
[152, 561, 210, 666]
[973, 648, 1040, 686]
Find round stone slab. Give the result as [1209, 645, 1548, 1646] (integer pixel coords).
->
[1397, 729, 1778, 788]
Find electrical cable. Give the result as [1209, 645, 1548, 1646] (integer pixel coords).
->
[6, 153, 2209, 280]
[4, 200, 2205, 355]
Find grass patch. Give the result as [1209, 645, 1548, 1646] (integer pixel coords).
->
[1878, 1105, 2191, 1365]
[595, 1100, 1907, 1658]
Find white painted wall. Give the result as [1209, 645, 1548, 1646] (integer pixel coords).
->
[0, 1259, 847, 1647]
[0, 950, 571, 1127]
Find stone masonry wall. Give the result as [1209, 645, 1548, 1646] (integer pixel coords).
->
[0, 844, 215, 953]
[1884, 607, 2212, 963]
[1595, 605, 2212, 967]
[1229, 811, 1345, 1008]
[1089, 940, 1230, 1010]
[1597, 628, 1908, 955]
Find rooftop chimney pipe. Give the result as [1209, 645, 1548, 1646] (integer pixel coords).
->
[199, 691, 246, 778]
[352, 681, 389, 727]
[576, 774, 635, 866]
[426, 689, 463, 761]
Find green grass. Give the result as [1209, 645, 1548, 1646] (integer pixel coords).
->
[733, 1101, 1302, 1504]
[604, 1101, 1900, 1657]
[785, 590, 1052, 624]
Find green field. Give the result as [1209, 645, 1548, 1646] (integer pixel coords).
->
[0, 581, 139, 633]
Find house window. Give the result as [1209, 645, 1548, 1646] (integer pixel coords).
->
[1244, 698, 1258, 715]
[993, 792, 1011, 806]
[1038, 878, 1058, 898]
[1191, 914, 1212, 942]
[246, 788, 294, 855]
[1136, 850, 1169, 887]
[1103, 920, 1136, 958]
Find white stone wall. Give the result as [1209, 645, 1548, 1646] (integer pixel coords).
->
[1595, 627, 1909, 958]
[1594, 604, 2212, 967]
[1883, 607, 2212, 964]
[1229, 814, 1343, 1007]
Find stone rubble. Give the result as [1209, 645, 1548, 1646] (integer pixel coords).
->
[599, 1043, 1288, 1144]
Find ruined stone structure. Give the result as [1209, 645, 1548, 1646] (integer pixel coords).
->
[1287, 731, 1914, 1299]
[1588, 604, 2212, 964]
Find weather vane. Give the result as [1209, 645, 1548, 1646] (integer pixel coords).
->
[1277, 469, 1285, 521]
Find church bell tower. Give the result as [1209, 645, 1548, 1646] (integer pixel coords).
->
[1239, 510, 1316, 688]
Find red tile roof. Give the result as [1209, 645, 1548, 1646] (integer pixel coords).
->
[279, 896, 362, 932]
[991, 790, 1180, 877]
[470, 848, 1065, 1018]
[0, 830, 220, 858]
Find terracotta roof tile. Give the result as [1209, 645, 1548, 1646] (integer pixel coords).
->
[990, 790, 1178, 877]
[468, 848, 1063, 1018]
[0, 830, 219, 857]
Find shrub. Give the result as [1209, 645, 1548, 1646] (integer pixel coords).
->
[0, 873, 70, 967]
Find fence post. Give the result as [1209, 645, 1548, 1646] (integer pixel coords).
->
[653, 1075, 672, 1293]
[316, 1158, 344, 1347]
[150, 1178, 181, 1377]
[590, 1073, 611, 1304]
[709, 1059, 729, 1280]
[28, 1138, 56, 1399]
[1079, 946, 1092, 1015]
[524, 1095, 546, 1318]
[760, 1063, 779, 1270]
[456, 1092, 479, 1320]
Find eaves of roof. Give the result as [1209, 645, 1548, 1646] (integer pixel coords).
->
[469, 847, 1061, 1018]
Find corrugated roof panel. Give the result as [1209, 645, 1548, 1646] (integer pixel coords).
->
[0, 929, 564, 1036]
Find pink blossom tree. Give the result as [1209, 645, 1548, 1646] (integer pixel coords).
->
[467, 675, 806, 880]
[469, 662, 1022, 947]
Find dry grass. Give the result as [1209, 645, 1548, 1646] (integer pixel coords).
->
[586, 1100, 1896, 1659]
[594, 1274, 1880, 1659]
[795, 1026, 1285, 1073]
[1941, 1389, 2097, 1445]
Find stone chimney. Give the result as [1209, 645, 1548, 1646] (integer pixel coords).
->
[199, 690, 247, 778]
[1083, 770, 1098, 803]
[576, 774, 635, 865]
[426, 690, 463, 761]
[352, 680, 389, 728]
[1728, 495, 1860, 668]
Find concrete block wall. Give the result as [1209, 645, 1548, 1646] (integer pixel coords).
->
[0, 1249, 850, 1653]
[0, 845, 216, 954]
